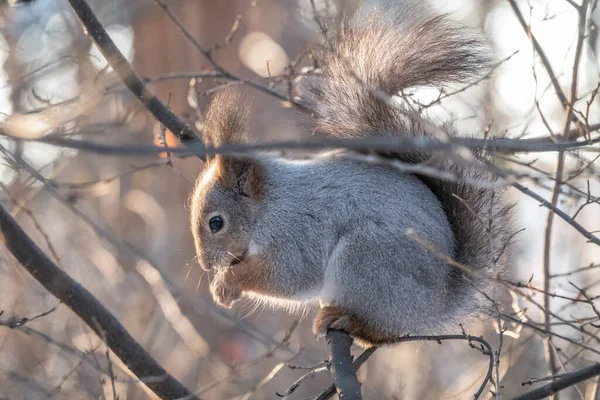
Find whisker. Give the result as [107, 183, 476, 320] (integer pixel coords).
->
[227, 251, 242, 263]
[196, 269, 209, 294]
[185, 263, 194, 282]
[241, 299, 261, 320]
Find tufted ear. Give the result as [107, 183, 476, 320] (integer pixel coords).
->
[218, 157, 263, 199]
[202, 88, 250, 150]
[202, 88, 262, 199]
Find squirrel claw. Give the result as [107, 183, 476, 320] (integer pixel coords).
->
[314, 330, 327, 341]
[313, 306, 354, 339]
[210, 272, 242, 309]
[313, 306, 380, 348]
[211, 284, 242, 308]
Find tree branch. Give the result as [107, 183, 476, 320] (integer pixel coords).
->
[507, 0, 569, 112]
[510, 181, 600, 246]
[66, 0, 205, 153]
[315, 333, 493, 400]
[513, 363, 600, 400]
[315, 344, 376, 400]
[325, 330, 363, 400]
[0, 203, 197, 400]
[26, 130, 600, 158]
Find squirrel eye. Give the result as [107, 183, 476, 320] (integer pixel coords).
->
[209, 216, 224, 233]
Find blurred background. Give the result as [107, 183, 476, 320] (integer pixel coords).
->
[0, 0, 599, 398]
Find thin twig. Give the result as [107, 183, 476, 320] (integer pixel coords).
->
[550, 263, 600, 278]
[514, 364, 600, 400]
[510, 181, 600, 246]
[277, 366, 328, 399]
[0, 306, 58, 328]
[0, 182, 62, 263]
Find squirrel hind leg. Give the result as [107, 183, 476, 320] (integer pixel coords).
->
[313, 305, 395, 348]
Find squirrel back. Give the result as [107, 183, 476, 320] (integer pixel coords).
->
[301, 4, 514, 287]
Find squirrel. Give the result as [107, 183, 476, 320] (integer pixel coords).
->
[189, 3, 514, 348]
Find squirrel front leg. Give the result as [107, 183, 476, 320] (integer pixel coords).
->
[210, 255, 279, 308]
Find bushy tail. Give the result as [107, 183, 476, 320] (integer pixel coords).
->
[303, 4, 514, 284]
[304, 4, 491, 138]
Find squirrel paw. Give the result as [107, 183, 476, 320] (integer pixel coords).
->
[313, 306, 383, 348]
[313, 306, 359, 340]
[210, 270, 242, 309]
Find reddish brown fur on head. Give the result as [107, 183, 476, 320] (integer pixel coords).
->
[190, 88, 263, 271]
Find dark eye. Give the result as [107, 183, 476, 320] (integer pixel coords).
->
[209, 216, 224, 233]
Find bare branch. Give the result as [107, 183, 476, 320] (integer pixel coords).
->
[508, 182, 600, 246]
[22, 130, 600, 158]
[0, 203, 197, 400]
[325, 330, 363, 400]
[0, 306, 57, 328]
[514, 363, 600, 400]
[66, 0, 204, 152]
[507, 0, 570, 116]
[277, 366, 328, 399]
[315, 347, 376, 400]
[538, 0, 590, 380]
[315, 333, 493, 400]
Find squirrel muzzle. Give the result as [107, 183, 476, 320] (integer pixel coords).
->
[197, 246, 246, 272]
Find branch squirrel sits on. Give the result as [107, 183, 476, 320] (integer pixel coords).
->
[190, 3, 514, 347]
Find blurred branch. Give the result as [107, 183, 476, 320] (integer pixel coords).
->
[3, 322, 183, 395]
[541, 0, 590, 382]
[29, 130, 600, 157]
[278, 365, 328, 399]
[66, 0, 205, 154]
[0, 306, 57, 328]
[54, 160, 169, 189]
[16, 134, 600, 249]
[0, 203, 197, 400]
[0, 148, 213, 364]
[136, 260, 209, 357]
[150, 0, 297, 105]
[514, 364, 600, 400]
[550, 263, 600, 278]
[507, 0, 571, 121]
[194, 321, 300, 398]
[143, 71, 226, 83]
[501, 313, 600, 357]
[506, 182, 600, 247]
[0, 182, 61, 262]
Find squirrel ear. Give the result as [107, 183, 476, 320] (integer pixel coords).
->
[202, 88, 250, 150]
[216, 157, 263, 199]
[202, 88, 261, 197]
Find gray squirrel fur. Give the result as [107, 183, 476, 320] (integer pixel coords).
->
[190, 2, 513, 347]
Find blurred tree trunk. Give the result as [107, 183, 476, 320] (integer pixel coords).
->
[132, 0, 247, 115]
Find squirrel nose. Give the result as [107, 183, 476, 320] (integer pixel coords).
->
[198, 256, 212, 271]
